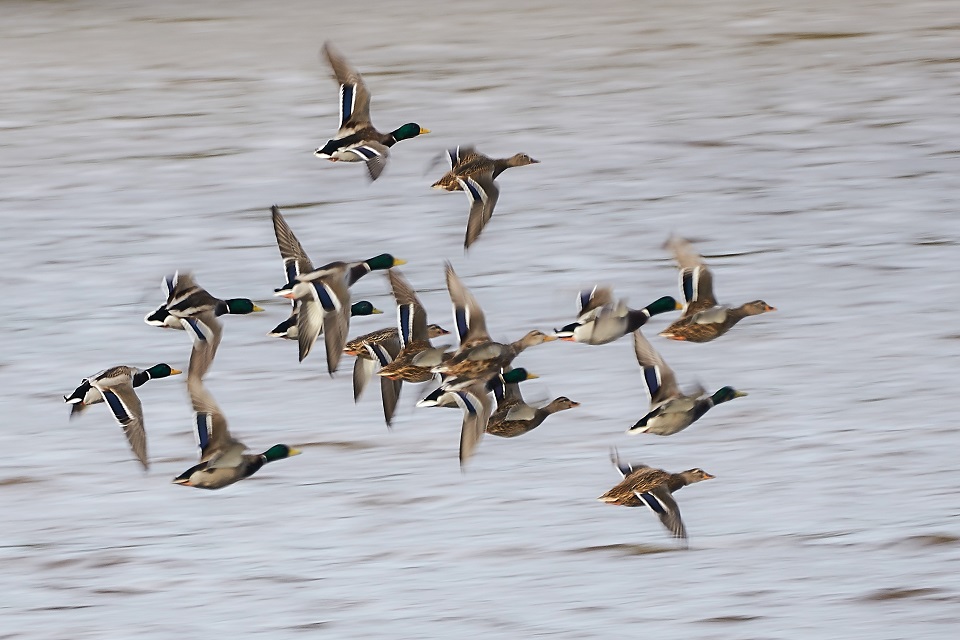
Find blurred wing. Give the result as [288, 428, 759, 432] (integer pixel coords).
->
[185, 313, 223, 381]
[97, 384, 148, 470]
[444, 262, 489, 344]
[323, 305, 350, 374]
[188, 373, 240, 463]
[340, 142, 390, 181]
[271, 206, 314, 281]
[322, 42, 372, 130]
[454, 384, 492, 469]
[633, 330, 680, 403]
[380, 377, 403, 427]
[609, 447, 650, 478]
[637, 485, 687, 541]
[578, 286, 615, 317]
[460, 174, 500, 250]
[389, 269, 429, 345]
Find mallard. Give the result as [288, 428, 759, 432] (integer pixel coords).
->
[434, 262, 556, 387]
[346, 325, 449, 409]
[431, 146, 539, 248]
[144, 271, 263, 331]
[173, 371, 300, 490]
[659, 236, 775, 343]
[416, 367, 538, 408]
[268, 206, 387, 340]
[268, 301, 382, 340]
[485, 371, 579, 438]
[63, 364, 182, 469]
[314, 42, 429, 181]
[376, 269, 450, 383]
[628, 329, 746, 436]
[272, 206, 405, 372]
[555, 286, 681, 345]
[599, 448, 714, 545]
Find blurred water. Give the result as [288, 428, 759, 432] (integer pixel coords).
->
[2, 0, 959, 637]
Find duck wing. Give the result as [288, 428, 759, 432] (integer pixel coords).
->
[444, 262, 490, 345]
[632, 330, 680, 405]
[322, 42, 372, 133]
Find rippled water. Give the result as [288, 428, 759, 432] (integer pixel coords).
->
[3, 1, 960, 637]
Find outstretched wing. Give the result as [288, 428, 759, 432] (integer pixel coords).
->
[632, 330, 680, 405]
[322, 42, 372, 132]
[444, 262, 490, 345]
[96, 383, 148, 470]
[460, 173, 500, 249]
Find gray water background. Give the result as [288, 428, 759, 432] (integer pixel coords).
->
[2, 0, 959, 637]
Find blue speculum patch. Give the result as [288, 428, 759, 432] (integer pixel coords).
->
[340, 84, 354, 126]
[196, 414, 211, 449]
[455, 308, 469, 341]
[314, 283, 337, 312]
[643, 367, 660, 396]
[640, 493, 664, 514]
[103, 391, 129, 423]
[399, 305, 413, 345]
[682, 270, 695, 303]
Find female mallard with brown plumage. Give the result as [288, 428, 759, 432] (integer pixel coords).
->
[599, 448, 714, 546]
[433, 263, 555, 388]
[659, 236, 775, 343]
[314, 42, 429, 181]
[485, 367, 579, 438]
[431, 146, 539, 248]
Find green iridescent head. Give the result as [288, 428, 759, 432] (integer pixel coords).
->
[502, 368, 539, 384]
[364, 254, 406, 271]
[145, 363, 182, 379]
[261, 444, 301, 462]
[350, 301, 383, 316]
[391, 123, 429, 141]
[224, 298, 265, 315]
[646, 296, 682, 316]
[711, 386, 747, 405]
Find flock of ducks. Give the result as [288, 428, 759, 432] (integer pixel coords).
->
[63, 42, 775, 546]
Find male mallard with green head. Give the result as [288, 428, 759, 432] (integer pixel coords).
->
[144, 271, 263, 335]
[628, 330, 746, 436]
[64, 363, 182, 469]
[173, 372, 300, 490]
[554, 285, 681, 345]
[314, 42, 429, 181]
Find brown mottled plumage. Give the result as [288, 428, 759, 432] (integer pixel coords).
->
[599, 449, 714, 544]
[431, 146, 539, 248]
[486, 396, 580, 438]
[659, 236, 775, 343]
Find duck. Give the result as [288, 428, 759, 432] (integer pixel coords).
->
[659, 236, 775, 343]
[433, 262, 556, 387]
[314, 42, 429, 181]
[431, 146, 539, 248]
[269, 206, 388, 341]
[599, 448, 714, 546]
[416, 367, 538, 408]
[485, 371, 580, 438]
[628, 329, 746, 436]
[144, 271, 263, 332]
[554, 286, 681, 345]
[272, 205, 405, 372]
[268, 300, 382, 340]
[345, 322, 450, 427]
[376, 269, 450, 383]
[173, 372, 301, 490]
[63, 363, 182, 469]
